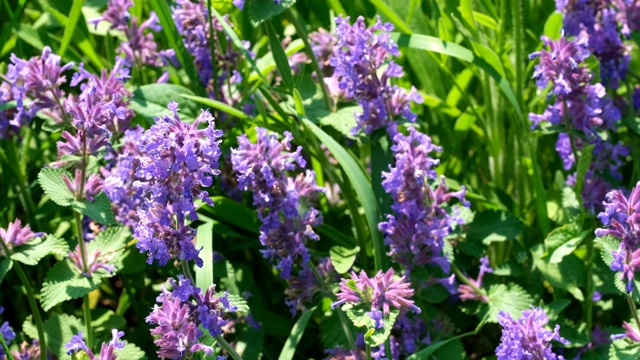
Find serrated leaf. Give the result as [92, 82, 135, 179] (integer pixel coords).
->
[330, 246, 360, 274]
[467, 210, 524, 244]
[38, 167, 75, 207]
[40, 260, 109, 311]
[115, 343, 147, 360]
[320, 311, 351, 350]
[130, 84, 200, 124]
[342, 304, 399, 347]
[10, 235, 69, 265]
[42, 313, 84, 360]
[72, 193, 116, 225]
[308, 103, 360, 140]
[596, 235, 619, 267]
[89, 226, 131, 271]
[482, 284, 533, 323]
[248, 0, 296, 26]
[610, 339, 640, 360]
[218, 292, 250, 313]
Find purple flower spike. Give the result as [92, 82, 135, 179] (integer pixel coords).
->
[496, 307, 569, 360]
[65, 329, 126, 360]
[330, 15, 422, 135]
[133, 102, 223, 267]
[458, 256, 492, 303]
[0, 219, 45, 255]
[379, 127, 468, 273]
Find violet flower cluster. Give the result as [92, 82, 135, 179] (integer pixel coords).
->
[595, 182, 640, 292]
[231, 127, 323, 314]
[91, 0, 177, 73]
[146, 276, 237, 359]
[330, 16, 422, 135]
[457, 256, 492, 303]
[131, 102, 222, 267]
[529, 34, 627, 211]
[557, 0, 635, 89]
[331, 268, 420, 329]
[65, 329, 126, 360]
[379, 127, 469, 275]
[495, 307, 569, 360]
[0, 219, 45, 255]
[0, 308, 16, 358]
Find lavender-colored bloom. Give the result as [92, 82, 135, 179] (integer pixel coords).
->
[0, 219, 45, 255]
[332, 268, 420, 328]
[495, 307, 569, 360]
[330, 16, 422, 135]
[611, 321, 640, 342]
[232, 127, 323, 313]
[69, 245, 116, 277]
[133, 102, 222, 267]
[379, 127, 468, 273]
[458, 256, 492, 303]
[89, 0, 133, 30]
[65, 329, 125, 360]
[0, 317, 16, 358]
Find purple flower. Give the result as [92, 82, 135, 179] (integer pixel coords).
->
[0, 318, 16, 358]
[88, 0, 133, 30]
[232, 127, 323, 313]
[330, 16, 422, 135]
[69, 245, 116, 277]
[65, 329, 125, 360]
[457, 256, 492, 303]
[495, 307, 569, 360]
[379, 127, 468, 273]
[0, 219, 45, 255]
[332, 268, 420, 328]
[133, 102, 222, 267]
[611, 321, 640, 342]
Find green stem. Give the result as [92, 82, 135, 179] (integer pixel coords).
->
[366, 344, 372, 360]
[0, 330, 15, 360]
[585, 231, 595, 339]
[0, 241, 47, 360]
[181, 260, 196, 284]
[287, 9, 333, 111]
[627, 293, 640, 332]
[451, 263, 482, 293]
[216, 335, 243, 360]
[83, 295, 93, 349]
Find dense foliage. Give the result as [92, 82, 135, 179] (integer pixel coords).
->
[2, 0, 640, 359]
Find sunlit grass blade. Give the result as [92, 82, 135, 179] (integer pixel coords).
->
[0, 0, 27, 53]
[181, 94, 256, 121]
[277, 306, 316, 360]
[58, 0, 84, 58]
[195, 222, 214, 289]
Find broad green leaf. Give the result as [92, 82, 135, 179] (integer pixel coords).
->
[219, 292, 250, 314]
[23, 313, 84, 359]
[482, 283, 533, 323]
[38, 167, 75, 207]
[342, 303, 399, 347]
[532, 244, 586, 291]
[306, 104, 359, 140]
[277, 306, 316, 360]
[467, 210, 524, 244]
[595, 236, 640, 299]
[201, 196, 261, 234]
[196, 222, 214, 290]
[545, 299, 571, 321]
[248, 0, 296, 27]
[89, 226, 131, 270]
[10, 235, 68, 266]
[130, 84, 200, 124]
[40, 260, 110, 311]
[544, 222, 580, 250]
[473, 11, 498, 30]
[72, 193, 116, 225]
[391, 33, 523, 117]
[610, 339, 640, 360]
[549, 231, 586, 263]
[115, 343, 147, 360]
[544, 12, 564, 40]
[330, 246, 360, 274]
[431, 337, 465, 359]
[575, 143, 595, 205]
[266, 21, 294, 92]
[181, 94, 254, 121]
[319, 310, 352, 350]
[303, 119, 386, 271]
[236, 326, 264, 360]
[92, 309, 126, 336]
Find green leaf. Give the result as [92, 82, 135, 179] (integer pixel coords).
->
[235, 326, 264, 360]
[549, 231, 586, 264]
[27, 313, 84, 360]
[596, 235, 619, 268]
[532, 244, 586, 291]
[91, 309, 126, 336]
[0, 257, 10, 284]
[431, 337, 465, 360]
[130, 84, 200, 124]
[316, 224, 357, 248]
[482, 284, 533, 323]
[277, 306, 316, 360]
[40, 260, 110, 311]
[219, 292, 250, 313]
[303, 119, 386, 271]
[305, 103, 360, 140]
[10, 235, 68, 266]
[115, 343, 147, 360]
[89, 226, 131, 270]
[610, 339, 640, 360]
[201, 196, 261, 234]
[0, 0, 28, 57]
[544, 12, 564, 40]
[72, 193, 116, 225]
[38, 167, 75, 207]
[58, 0, 85, 57]
[181, 94, 254, 121]
[342, 303, 399, 347]
[266, 21, 294, 92]
[330, 246, 360, 274]
[391, 32, 523, 117]
[196, 222, 214, 290]
[575, 143, 595, 204]
[248, 0, 296, 27]
[467, 210, 524, 244]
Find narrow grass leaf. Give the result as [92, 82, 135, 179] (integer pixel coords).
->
[58, 0, 84, 57]
[277, 306, 316, 360]
[0, 0, 27, 52]
[181, 94, 255, 121]
[266, 21, 294, 92]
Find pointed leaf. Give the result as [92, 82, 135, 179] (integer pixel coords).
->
[40, 260, 109, 311]
[38, 167, 74, 207]
[10, 235, 68, 266]
[248, 0, 296, 27]
[482, 284, 533, 323]
[72, 193, 115, 225]
[278, 306, 316, 360]
[330, 246, 360, 274]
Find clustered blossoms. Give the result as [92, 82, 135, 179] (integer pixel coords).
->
[131, 102, 222, 266]
[332, 268, 420, 329]
[330, 15, 423, 135]
[379, 127, 469, 275]
[146, 276, 237, 359]
[529, 34, 627, 211]
[495, 307, 569, 360]
[457, 256, 492, 303]
[231, 127, 323, 313]
[92, 0, 177, 74]
[0, 308, 16, 358]
[65, 329, 126, 360]
[0, 219, 44, 255]
[595, 182, 640, 292]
